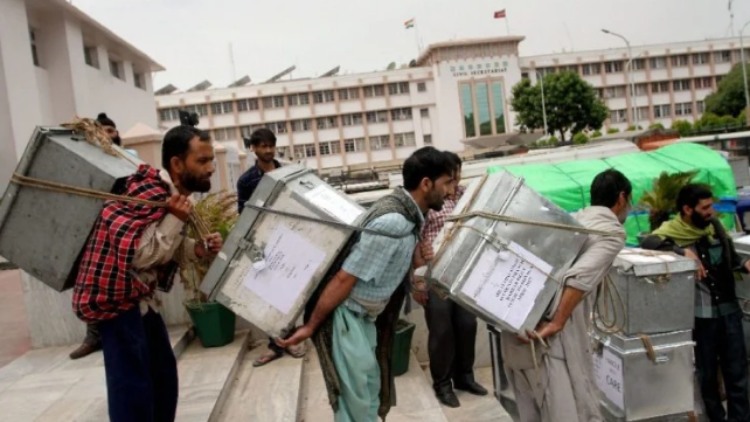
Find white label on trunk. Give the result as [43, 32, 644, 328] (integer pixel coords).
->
[593, 347, 625, 410]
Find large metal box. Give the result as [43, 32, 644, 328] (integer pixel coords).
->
[606, 249, 696, 335]
[592, 330, 694, 421]
[423, 171, 588, 334]
[200, 165, 365, 337]
[0, 126, 142, 291]
[733, 235, 750, 300]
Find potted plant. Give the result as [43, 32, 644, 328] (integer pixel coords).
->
[639, 170, 698, 232]
[181, 191, 239, 347]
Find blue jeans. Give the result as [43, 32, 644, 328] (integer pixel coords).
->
[694, 311, 750, 422]
[99, 307, 178, 422]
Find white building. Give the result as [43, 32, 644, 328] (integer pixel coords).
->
[0, 0, 163, 192]
[155, 36, 746, 173]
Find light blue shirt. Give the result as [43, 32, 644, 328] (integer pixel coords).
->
[342, 208, 420, 319]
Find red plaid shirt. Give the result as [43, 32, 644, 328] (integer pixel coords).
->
[421, 185, 466, 244]
[72, 165, 173, 322]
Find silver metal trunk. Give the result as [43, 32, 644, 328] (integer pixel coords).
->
[733, 235, 750, 300]
[606, 249, 697, 335]
[592, 330, 694, 421]
[200, 164, 365, 338]
[423, 171, 588, 334]
[0, 126, 142, 291]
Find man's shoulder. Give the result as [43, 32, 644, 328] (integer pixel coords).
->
[366, 213, 414, 233]
[237, 166, 262, 185]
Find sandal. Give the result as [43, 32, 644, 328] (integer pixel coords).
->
[285, 342, 306, 358]
[253, 348, 283, 367]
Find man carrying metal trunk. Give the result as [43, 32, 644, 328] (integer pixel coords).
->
[501, 169, 630, 421]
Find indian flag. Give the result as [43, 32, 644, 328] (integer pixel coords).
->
[404, 18, 415, 29]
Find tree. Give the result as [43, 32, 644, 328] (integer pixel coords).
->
[671, 120, 693, 136]
[607, 128, 620, 134]
[705, 64, 746, 117]
[572, 132, 589, 145]
[649, 123, 665, 130]
[511, 71, 608, 142]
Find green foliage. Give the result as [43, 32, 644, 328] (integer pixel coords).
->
[639, 170, 699, 230]
[591, 130, 602, 138]
[572, 132, 589, 145]
[607, 128, 620, 134]
[671, 120, 693, 136]
[705, 64, 747, 117]
[511, 71, 608, 142]
[648, 123, 665, 130]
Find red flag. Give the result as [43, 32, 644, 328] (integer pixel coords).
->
[494, 9, 506, 19]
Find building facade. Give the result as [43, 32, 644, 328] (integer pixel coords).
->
[0, 0, 163, 193]
[155, 35, 745, 172]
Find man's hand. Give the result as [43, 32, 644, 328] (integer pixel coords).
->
[743, 259, 750, 274]
[166, 194, 192, 222]
[413, 241, 434, 268]
[684, 248, 707, 280]
[275, 324, 314, 348]
[195, 232, 223, 259]
[412, 290, 429, 306]
[516, 320, 564, 344]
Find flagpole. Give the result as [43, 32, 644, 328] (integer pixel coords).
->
[414, 22, 422, 55]
[505, 17, 510, 36]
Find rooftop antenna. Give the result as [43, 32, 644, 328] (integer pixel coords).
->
[229, 42, 237, 83]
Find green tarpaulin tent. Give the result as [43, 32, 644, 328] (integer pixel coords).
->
[487, 143, 738, 245]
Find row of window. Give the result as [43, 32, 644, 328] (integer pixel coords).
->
[541, 50, 737, 78]
[163, 106, 428, 136]
[158, 82, 429, 121]
[460, 80, 507, 138]
[598, 76, 718, 99]
[610, 100, 705, 122]
[284, 132, 419, 159]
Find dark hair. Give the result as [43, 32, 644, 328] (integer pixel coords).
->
[403, 147, 453, 191]
[444, 151, 462, 173]
[161, 125, 208, 170]
[590, 169, 632, 208]
[96, 112, 116, 128]
[676, 183, 713, 215]
[244, 128, 277, 149]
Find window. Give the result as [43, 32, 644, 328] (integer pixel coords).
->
[109, 58, 123, 80]
[604, 61, 624, 73]
[696, 100, 705, 114]
[632, 59, 646, 71]
[715, 50, 732, 63]
[330, 141, 341, 154]
[417, 82, 427, 92]
[370, 135, 391, 150]
[672, 79, 691, 91]
[693, 53, 710, 65]
[134, 73, 145, 90]
[319, 142, 331, 156]
[394, 132, 416, 148]
[29, 28, 40, 67]
[671, 55, 689, 67]
[316, 116, 338, 129]
[603, 86, 626, 99]
[420, 108, 429, 118]
[651, 81, 670, 93]
[262, 97, 274, 109]
[287, 93, 309, 106]
[158, 108, 180, 122]
[649, 57, 667, 69]
[266, 121, 288, 134]
[363, 85, 385, 97]
[262, 96, 284, 109]
[305, 144, 317, 158]
[344, 138, 366, 153]
[183, 104, 207, 116]
[675, 102, 693, 116]
[291, 119, 312, 132]
[490, 81, 506, 133]
[391, 108, 412, 121]
[366, 110, 389, 124]
[339, 87, 359, 100]
[213, 127, 235, 141]
[636, 106, 649, 121]
[423, 134, 432, 145]
[84, 45, 99, 68]
[460, 83, 475, 137]
[694, 77, 713, 90]
[338, 89, 350, 101]
[210, 101, 233, 115]
[716, 75, 724, 85]
[293, 145, 306, 160]
[236, 98, 259, 112]
[475, 82, 492, 135]
[653, 104, 672, 118]
[581, 63, 601, 76]
[635, 83, 648, 96]
[610, 109, 627, 123]
[313, 90, 335, 103]
[387, 82, 410, 95]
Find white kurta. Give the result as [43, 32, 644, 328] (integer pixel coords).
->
[501, 206, 626, 422]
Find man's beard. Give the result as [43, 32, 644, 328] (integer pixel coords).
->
[181, 172, 211, 193]
[427, 190, 445, 212]
[690, 212, 712, 229]
[112, 135, 122, 147]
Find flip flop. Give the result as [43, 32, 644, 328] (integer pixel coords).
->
[253, 348, 283, 367]
[286, 343, 306, 358]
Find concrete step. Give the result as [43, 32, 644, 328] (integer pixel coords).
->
[0, 323, 193, 421]
[429, 366, 513, 422]
[174, 330, 251, 422]
[215, 341, 306, 422]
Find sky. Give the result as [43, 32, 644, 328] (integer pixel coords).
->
[73, 0, 750, 90]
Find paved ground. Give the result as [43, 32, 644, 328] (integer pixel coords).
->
[0, 270, 31, 369]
